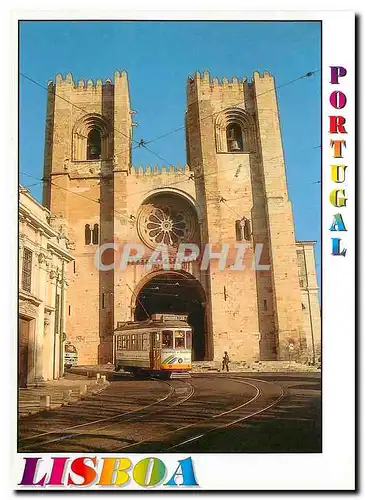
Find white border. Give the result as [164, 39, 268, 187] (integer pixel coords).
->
[7, 8, 356, 492]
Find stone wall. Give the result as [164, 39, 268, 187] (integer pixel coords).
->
[43, 69, 321, 366]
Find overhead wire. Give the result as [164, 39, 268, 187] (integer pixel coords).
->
[20, 67, 319, 173]
[124, 69, 320, 219]
[20, 67, 320, 222]
[20, 73, 139, 152]
[20, 139, 321, 212]
[20, 171, 133, 224]
[144, 70, 319, 146]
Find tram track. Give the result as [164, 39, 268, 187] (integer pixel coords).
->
[18, 376, 285, 453]
[112, 376, 285, 452]
[166, 376, 285, 451]
[18, 378, 195, 452]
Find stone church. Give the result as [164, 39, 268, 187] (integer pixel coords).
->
[42, 69, 321, 366]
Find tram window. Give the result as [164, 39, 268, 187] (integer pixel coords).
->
[117, 336, 122, 350]
[162, 330, 173, 348]
[131, 334, 136, 350]
[185, 330, 192, 349]
[174, 330, 185, 349]
[126, 337, 130, 350]
[137, 333, 144, 350]
[152, 332, 161, 348]
[122, 336, 126, 349]
[65, 344, 77, 353]
[142, 334, 149, 350]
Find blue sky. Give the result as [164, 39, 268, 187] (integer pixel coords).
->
[19, 20, 321, 284]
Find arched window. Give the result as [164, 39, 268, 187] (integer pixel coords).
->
[236, 218, 251, 241]
[226, 124, 244, 152]
[87, 129, 101, 160]
[92, 224, 99, 245]
[235, 220, 243, 241]
[73, 114, 111, 161]
[215, 108, 255, 153]
[85, 224, 91, 245]
[243, 218, 251, 241]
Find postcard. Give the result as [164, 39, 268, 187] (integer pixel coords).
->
[13, 10, 355, 491]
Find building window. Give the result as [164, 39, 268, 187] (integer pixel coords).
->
[215, 108, 254, 153]
[21, 248, 32, 293]
[85, 224, 99, 246]
[73, 114, 111, 161]
[87, 129, 101, 160]
[243, 218, 251, 241]
[263, 299, 268, 311]
[85, 224, 91, 245]
[235, 218, 251, 242]
[68, 305, 71, 316]
[226, 124, 244, 152]
[92, 224, 99, 245]
[137, 193, 197, 250]
[302, 303, 306, 310]
[102, 293, 105, 309]
[235, 220, 243, 241]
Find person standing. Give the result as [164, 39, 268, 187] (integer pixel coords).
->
[222, 351, 230, 372]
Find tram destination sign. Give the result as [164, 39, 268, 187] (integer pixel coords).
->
[152, 314, 188, 322]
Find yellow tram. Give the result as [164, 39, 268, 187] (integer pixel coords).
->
[113, 314, 192, 378]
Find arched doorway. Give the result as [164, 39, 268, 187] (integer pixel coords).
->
[133, 271, 206, 361]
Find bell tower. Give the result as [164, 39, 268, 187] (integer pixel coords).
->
[186, 70, 306, 361]
[43, 71, 132, 364]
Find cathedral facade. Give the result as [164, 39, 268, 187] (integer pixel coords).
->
[42, 69, 321, 365]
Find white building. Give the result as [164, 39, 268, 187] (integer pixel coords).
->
[19, 186, 73, 387]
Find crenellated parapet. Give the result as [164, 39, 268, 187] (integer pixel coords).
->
[129, 164, 191, 176]
[188, 70, 247, 87]
[187, 69, 274, 105]
[52, 70, 128, 90]
[188, 69, 273, 86]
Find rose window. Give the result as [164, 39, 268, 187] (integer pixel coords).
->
[137, 196, 197, 249]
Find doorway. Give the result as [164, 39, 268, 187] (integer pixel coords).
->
[18, 317, 30, 387]
[134, 272, 206, 361]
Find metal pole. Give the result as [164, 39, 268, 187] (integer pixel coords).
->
[126, 283, 150, 319]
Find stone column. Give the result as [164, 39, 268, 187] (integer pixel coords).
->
[43, 315, 52, 380]
[19, 226, 25, 289]
[58, 267, 67, 378]
[33, 247, 48, 384]
[49, 266, 60, 379]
